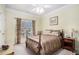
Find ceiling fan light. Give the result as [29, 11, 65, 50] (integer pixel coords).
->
[32, 7, 44, 14]
[36, 7, 44, 14]
[44, 5, 51, 8]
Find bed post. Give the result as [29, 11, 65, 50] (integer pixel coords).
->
[26, 29, 28, 47]
[60, 29, 64, 48]
[61, 29, 64, 39]
[37, 31, 42, 55]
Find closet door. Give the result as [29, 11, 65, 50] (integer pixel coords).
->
[0, 13, 5, 47]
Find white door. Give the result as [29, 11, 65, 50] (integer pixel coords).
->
[0, 13, 5, 48]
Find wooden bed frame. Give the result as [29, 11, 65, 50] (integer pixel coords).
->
[26, 29, 64, 55]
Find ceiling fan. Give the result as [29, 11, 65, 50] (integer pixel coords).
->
[32, 4, 51, 14]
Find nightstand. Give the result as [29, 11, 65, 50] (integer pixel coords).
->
[63, 38, 75, 52]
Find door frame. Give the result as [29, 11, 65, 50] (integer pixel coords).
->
[32, 20, 36, 35]
[16, 18, 36, 44]
[16, 18, 21, 44]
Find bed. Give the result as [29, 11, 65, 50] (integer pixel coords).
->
[26, 30, 64, 55]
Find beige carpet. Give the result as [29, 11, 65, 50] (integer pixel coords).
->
[14, 44, 75, 55]
[14, 44, 34, 55]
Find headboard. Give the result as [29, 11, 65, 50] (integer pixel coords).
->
[45, 29, 64, 38]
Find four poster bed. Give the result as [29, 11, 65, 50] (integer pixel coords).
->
[26, 30, 64, 55]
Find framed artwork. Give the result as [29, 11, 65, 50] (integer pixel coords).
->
[49, 16, 58, 25]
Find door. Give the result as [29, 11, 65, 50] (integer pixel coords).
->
[21, 20, 35, 43]
[16, 19, 36, 44]
[0, 13, 5, 48]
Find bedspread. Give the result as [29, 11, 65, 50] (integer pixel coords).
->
[26, 35, 61, 54]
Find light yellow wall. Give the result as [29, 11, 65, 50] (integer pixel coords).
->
[41, 5, 79, 37]
[5, 8, 40, 45]
[0, 5, 7, 43]
[0, 5, 5, 13]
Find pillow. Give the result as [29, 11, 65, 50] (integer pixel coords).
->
[51, 32, 59, 36]
[43, 31, 59, 36]
[43, 31, 50, 34]
[0, 44, 2, 50]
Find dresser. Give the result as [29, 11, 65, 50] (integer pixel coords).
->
[63, 38, 75, 52]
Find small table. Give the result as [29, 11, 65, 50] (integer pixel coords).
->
[0, 45, 14, 55]
[63, 38, 75, 52]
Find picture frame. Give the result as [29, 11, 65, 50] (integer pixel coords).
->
[49, 16, 58, 25]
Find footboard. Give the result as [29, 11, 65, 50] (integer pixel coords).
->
[26, 30, 42, 54]
[26, 38, 41, 54]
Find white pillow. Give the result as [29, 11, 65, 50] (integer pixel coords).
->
[51, 32, 59, 36]
[43, 31, 50, 34]
[43, 31, 59, 36]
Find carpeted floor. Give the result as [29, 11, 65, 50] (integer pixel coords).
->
[14, 44, 34, 55]
[14, 43, 75, 55]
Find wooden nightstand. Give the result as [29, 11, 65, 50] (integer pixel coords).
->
[63, 38, 75, 52]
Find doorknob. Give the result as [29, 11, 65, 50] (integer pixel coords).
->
[2, 33, 5, 35]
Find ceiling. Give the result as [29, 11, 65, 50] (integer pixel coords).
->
[6, 4, 66, 15]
